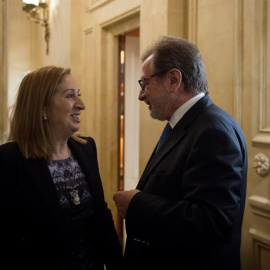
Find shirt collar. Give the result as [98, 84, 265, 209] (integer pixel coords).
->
[169, 92, 205, 128]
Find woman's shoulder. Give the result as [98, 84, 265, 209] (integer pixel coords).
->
[0, 141, 19, 154]
[69, 136, 97, 151]
[70, 135, 95, 145]
[80, 136, 94, 143]
[69, 136, 97, 159]
[0, 142, 23, 165]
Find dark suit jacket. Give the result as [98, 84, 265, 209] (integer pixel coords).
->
[124, 95, 247, 270]
[0, 137, 123, 270]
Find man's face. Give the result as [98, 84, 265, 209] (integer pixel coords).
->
[138, 55, 172, 121]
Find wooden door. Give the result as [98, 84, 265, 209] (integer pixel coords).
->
[241, 1, 270, 269]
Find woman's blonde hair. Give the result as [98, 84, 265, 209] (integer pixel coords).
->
[8, 65, 86, 159]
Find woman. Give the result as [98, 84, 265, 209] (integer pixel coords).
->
[0, 66, 123, 270]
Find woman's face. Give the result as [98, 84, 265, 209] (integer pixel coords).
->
[48, 74, 85, 140]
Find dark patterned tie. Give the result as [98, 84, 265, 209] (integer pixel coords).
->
[155, 123, 172, 153]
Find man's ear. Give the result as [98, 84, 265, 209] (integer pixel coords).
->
[168, 68, 182, 92]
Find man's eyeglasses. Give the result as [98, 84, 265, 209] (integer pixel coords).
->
[138, 70, 169, 91]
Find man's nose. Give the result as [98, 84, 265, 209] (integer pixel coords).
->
[138, 89, 145, 101]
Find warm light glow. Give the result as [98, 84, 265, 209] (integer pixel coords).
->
[120, 114, 124, 177]
[22, 0, 50, 54]
[120, 50, 125, 64]
[23, 0, 39, 5]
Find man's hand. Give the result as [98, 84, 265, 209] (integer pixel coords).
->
[113, 189, 140, 219]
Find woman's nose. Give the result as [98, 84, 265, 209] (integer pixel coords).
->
[75, 97, 85, 110]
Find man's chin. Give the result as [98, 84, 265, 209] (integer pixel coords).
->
[150, 111, 157, 119]
[150, 112, 165, 121]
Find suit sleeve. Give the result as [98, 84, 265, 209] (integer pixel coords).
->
[85, 138, 124, 269]
[0, 145, 24, 265]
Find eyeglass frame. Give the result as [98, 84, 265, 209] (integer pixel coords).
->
[138, 69, 170, 91]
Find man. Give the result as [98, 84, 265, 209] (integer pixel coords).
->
[113, 36, 247, 270]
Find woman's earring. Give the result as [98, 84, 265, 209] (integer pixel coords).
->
[43, 114, 47, 120]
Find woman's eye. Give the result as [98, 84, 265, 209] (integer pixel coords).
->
[67, 94, 74, 98]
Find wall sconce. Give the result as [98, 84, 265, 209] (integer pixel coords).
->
[22, 0, 50, 55]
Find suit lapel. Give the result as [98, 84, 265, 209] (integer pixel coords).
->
[24, 157, 62, 215]
[137, 125, 186, 189]
[137, 95, 213, 189]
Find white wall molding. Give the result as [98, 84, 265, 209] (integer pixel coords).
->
[248, 195, 270, 219]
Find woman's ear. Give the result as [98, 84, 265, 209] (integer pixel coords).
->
[42, 109, 47, 121]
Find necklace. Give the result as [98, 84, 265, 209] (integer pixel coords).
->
[48, 153, 81, 206]
[51, 146, 71, 161]
[70, 189, 80, 205]
[65, 154, 81, 206]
